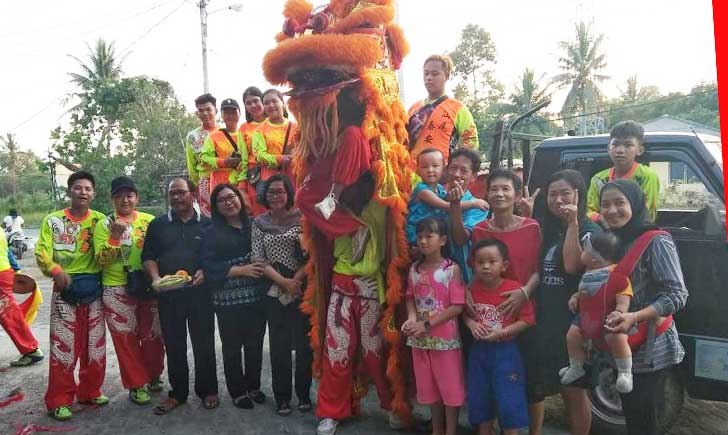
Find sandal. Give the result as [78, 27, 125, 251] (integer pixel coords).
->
[153, 398, 181, 415]
[203, 395, 219, 410]
[249, 390, 266, 404]
[276, 401, 292, 416]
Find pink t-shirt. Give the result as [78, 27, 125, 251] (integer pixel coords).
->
[406, 259, 466, 350]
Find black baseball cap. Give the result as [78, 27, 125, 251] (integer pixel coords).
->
[110, 176, 138, 195]
[220, 98, 240, 111]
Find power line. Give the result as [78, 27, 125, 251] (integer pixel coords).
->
[7, 0, 189, 135]
[548, 89, 717, 122]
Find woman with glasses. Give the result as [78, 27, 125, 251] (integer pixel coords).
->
[201, 184, 267, 409]
[251, 175, 312, 416]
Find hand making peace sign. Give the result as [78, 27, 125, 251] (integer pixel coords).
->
[517, 186, 541, 218]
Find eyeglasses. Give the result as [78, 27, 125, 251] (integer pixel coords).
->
[216, 194, 239, 205]
[168, 190, 190, 198]
[266, 189, 286, 197]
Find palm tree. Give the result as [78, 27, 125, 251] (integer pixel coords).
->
[66, 39, 125, 154]
[552, 22, 609, 116]
[618, 75, 660, 103]
[507, 68, 554, 135]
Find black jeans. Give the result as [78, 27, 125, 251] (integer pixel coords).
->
[215, 300, 266, 399]
[266, 296, 313, 405]
[158, 289, 218, 402]
[620, 367, 674, 435]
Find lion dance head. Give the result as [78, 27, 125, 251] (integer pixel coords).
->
[264, 0, 413, 423]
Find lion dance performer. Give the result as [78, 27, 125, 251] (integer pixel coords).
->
[263, 1, 412, 434]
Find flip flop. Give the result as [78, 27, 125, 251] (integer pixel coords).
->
[153, 398, 181, 415]
[203, 395, 219, 410]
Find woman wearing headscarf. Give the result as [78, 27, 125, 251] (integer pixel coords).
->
[599, 179, 688, 435]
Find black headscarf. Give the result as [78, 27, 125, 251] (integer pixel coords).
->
[600, 179, 658, 257]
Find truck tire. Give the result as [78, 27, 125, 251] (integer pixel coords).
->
[589, 356, 685, 435]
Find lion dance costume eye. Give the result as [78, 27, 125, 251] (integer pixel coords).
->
[264, 0, 413, 424]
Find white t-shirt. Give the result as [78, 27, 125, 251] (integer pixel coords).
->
[3, 216, 23, 233]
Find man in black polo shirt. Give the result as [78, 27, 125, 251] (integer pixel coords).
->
[142, 178, 218, 414]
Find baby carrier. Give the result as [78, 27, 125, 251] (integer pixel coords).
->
[578, 230, 674, 352]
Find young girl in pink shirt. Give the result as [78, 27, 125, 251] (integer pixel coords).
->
[402, 217, 466, 435]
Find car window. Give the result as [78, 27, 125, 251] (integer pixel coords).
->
[648, 159, 725, 212]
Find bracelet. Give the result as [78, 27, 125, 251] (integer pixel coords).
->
[519, 287, 529, 299]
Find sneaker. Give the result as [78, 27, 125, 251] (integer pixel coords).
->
[388, 411, 405, 430]
[249, 389, 266, 404]
[10, 349, 44, 367]
[129, 387, 151, 405]
[49, 406, 73, 421]
[276, 401, 292, 416]
[616, 372, 634, 393]
[80, 395, 109, 406]
[316, 418, 338, 435]
[149, 377, 164, 393]
[560, 366, 586, 385]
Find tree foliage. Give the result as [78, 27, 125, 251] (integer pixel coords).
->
[52, 38, 196, 213]
[552, 22, 609, 118]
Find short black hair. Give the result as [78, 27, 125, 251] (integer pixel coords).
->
[449, 148, 481, 173]
[194, 93, 216, 108]
[67, 170, 96, 189]
[259, 174, 295, 210]
[471, 237, 510, 262]
[486, 168, 523, 192]
[610, 120, 644, 144]
[169, 177, 195, 193]
[417, 148, 444, 163]
[589, 232, 620, 263]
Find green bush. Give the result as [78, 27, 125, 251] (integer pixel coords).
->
[0, 191, 55, 227]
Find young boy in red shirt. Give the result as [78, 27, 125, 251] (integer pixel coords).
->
[464, 238, 535, 435]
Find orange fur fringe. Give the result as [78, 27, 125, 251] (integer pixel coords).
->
[283, 0, 314, 23]
[263, 34, 381, 85]
[331, 5, 394, 34]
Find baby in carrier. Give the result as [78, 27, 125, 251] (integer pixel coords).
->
[560, 232, 635, 393]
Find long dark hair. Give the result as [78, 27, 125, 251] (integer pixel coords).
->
[242, 86, 263, 123]
[210, 183, 250, 229]
[262, 88, 289, 119]
[414, 217, 452, 272]
[539, 169, 589, 267]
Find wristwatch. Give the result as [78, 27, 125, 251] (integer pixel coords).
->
[423, 320, 432, 332]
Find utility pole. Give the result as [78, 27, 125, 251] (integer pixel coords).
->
[199, 0, 210, 93]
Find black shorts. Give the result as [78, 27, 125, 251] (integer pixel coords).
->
[517, 327, 546, 404]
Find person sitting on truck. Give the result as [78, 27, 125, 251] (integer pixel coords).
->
[407, 54, 479, 166]
[598, 179, 687, 435]
[586, 120, 660, 222]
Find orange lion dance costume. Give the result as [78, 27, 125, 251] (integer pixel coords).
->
[263, 0, 412, 431]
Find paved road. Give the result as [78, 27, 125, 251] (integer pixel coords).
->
[2, 253, 727, 435]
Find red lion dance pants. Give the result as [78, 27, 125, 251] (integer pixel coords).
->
[44, 293, 106, 410]
[0, 269, 38, 355]
[102, 286, 164, 389]
[316, 276, 392, 420]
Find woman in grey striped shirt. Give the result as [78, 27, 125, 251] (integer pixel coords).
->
[599, 179, 688, 435]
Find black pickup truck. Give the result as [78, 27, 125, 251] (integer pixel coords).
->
[527, 131, 727, 434]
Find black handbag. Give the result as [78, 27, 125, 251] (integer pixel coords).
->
[125, 266, 153, 298]
[61, 273, 103, 305]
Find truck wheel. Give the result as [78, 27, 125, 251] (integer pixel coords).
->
[589, 357, 685, 435]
